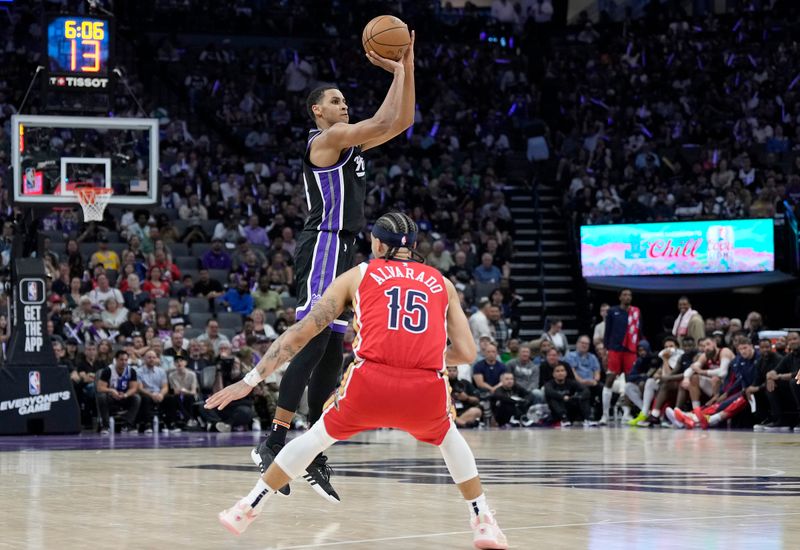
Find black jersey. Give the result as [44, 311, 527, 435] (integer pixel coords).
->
[301, 129, 367, 234]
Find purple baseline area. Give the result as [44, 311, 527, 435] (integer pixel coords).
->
[0, 431, 378, 453]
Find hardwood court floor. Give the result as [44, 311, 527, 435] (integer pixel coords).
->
[3, 427, 800, 550]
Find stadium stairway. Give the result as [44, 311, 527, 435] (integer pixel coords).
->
[507, 180, 579, 345]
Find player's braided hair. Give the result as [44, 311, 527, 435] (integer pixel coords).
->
[374, 212, 425, 263]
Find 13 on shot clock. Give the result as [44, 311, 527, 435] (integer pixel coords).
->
[46, 14, 113, 90]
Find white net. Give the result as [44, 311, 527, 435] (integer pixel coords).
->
[75, 188, 113, 222]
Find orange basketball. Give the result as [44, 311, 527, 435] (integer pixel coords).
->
[362, 15, 411, 62]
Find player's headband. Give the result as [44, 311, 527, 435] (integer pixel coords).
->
[372, 224, 417, 248]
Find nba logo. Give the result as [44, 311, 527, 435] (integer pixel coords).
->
[29, 371, 41, 396]
[27, 282, 38, 302]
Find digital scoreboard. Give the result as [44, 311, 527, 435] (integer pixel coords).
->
[47, 15, 112, 90]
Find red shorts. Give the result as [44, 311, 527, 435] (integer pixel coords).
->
[321, 361, 452, 445]
[607, 350, 636, 375]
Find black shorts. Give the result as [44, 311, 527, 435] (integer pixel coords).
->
[294, 229, 356, 333]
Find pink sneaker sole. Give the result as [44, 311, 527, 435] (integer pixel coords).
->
[473, 537, 509, 550]
[218, 512, 246, 536]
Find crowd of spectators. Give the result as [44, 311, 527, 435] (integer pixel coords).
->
[544, 2, 800, 226]
[454, 288, 800, 432]
[0, 1, 527, 433]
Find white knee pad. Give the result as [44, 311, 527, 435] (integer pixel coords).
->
[274, 421, 337, 480]
[438, 423, 479, 484]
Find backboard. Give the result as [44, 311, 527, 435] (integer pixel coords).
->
[11, 114, 159, 206]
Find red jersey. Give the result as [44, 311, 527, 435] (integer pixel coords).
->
[352, 259, 449, 371]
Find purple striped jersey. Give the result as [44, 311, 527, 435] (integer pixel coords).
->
[302, 129, 367, 234]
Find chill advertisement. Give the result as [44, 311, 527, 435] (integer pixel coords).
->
[580, 219, 774, 277]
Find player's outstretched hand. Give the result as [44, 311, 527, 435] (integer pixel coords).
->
[204, 380, 253, 410]
[366, 51, 404, 74]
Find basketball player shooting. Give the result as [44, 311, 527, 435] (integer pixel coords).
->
[249, 33, 417, 503]
[206, 213, 509, 550]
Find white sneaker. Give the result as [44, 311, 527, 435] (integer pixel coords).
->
[598, 415, 608, 426]
[186, 419, 199, 428]
[471, 512, 509, 549]
[583, 420, 599, 427]
[218, 497, 260, 536]
[560, 421, 572, 427]
[252, 419, 262, 432]
[216, 422, 232, 433]
[170, 427, 182, 434]
[144, 427, 154, 435]
[665, 407, 683, 428]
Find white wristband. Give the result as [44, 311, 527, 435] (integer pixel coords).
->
[244, 368, 264, 387]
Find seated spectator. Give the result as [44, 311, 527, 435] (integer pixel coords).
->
[280, 227, 297, 257]
[88, 274, 123, 310]
[541, 318, 568, 354]
[266, 251, 292, 293]
[202, 239, 233, 270]
[447, 365, 483, 428]
[217, 278, 254, 315]
[623, 340, 660, 423]
[545, 364, 594, 427]
[193, 268, 225, 300]
[197, 318, 231, 355]
[236, 250, 265, 287]
[506, 345, 545, 404]
[231, 316, 255, 352]
[673, 296, 706, 345]
[89, 236, 120, 271]
[592, 303, 609, 347]
[142, 266, 170, 299]
[213, 216, 244, 243]
[150, 249, 181, 283]
[488, 305, 510, 353]
[761, 332, 800, 430]
[472, 343, 506, 394]
[167, 299, 188, 329]
[178, 193, 208, 222]
[186, 339, 210, 379]
[122, 273, 150, 311]
[490, 372, 533, 427]
[83, 314, 112, 343]
[243, 214, 270, 247]
[473, 253, 502, 285]
[166, 356, 200, 430]
[564, 335, 601, 414]
[231, 238, 267, 271]
[469, 298, 493, 345]
[176, 274, 195, 300]
[136, 349, 170, 433]
[428, 240, 455, 273]
[164, 330, 190, 359]
[251, 308, 279, 341]
[119, 309, 146, 339]
[96, 350, 141, 434]
[101, 298, 128, 331]
[202, 352, 255, 432]
[252, 276, 282, 311]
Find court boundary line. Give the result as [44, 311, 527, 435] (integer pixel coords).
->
[276, 511, 800, 548]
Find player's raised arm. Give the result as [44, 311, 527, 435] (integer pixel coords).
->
[443, 278, 477, 366]
[361, 30, 416, 152]
[205, 267, 361, 410]
[312, 54, 406, 153]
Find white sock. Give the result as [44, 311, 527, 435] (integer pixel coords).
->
[692, 400, 701, 409]
[622, 405, 631, 417]
[602, 387, 612, 417]
[468, 493, 491, 519]
[709, 413, 722, 426]
[624, 382, 643, 409]
[246, 478, 273, 510]
[642, 379, 658, 413]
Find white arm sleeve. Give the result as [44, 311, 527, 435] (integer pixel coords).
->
[706, 357, 730, 378]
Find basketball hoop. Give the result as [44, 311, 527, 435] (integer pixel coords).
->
[75, 186, 113, 222]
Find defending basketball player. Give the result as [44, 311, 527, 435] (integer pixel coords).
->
[206, 213, 508, 550]
[250, 33, 417, 501]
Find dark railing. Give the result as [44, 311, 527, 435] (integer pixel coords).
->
[531, 180, 547, 320]
[784, 201, 800, 274]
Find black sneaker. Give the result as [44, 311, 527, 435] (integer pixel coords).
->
[303, 453, 341, 503]
[251, 441, 290, 496]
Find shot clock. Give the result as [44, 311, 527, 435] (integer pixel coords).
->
[45, 14, 113, 97]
